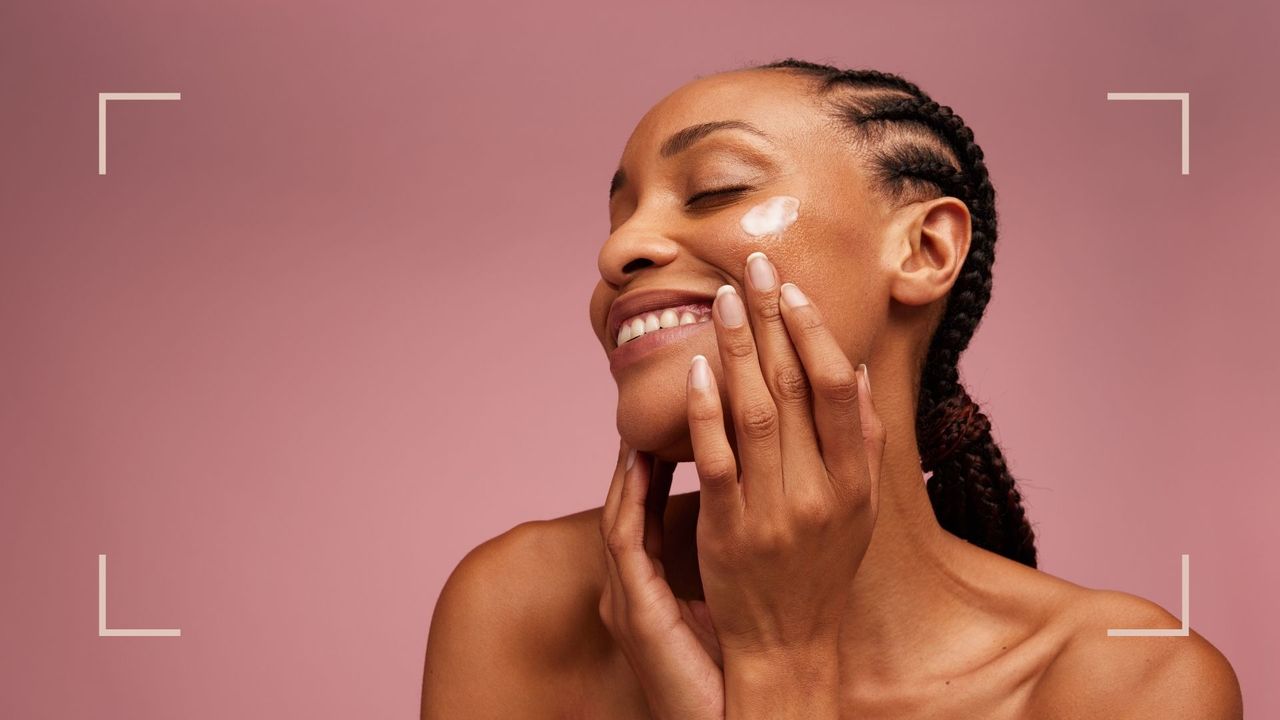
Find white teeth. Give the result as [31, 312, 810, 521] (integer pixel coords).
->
[617, 305, 712, 345]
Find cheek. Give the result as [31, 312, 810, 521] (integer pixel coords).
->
[738, 195, 801, 240]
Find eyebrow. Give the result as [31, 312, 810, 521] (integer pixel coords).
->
[609, 120, 773, 199]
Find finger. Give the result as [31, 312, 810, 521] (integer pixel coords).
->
[777, 282, 869, 497]
[743, 251, 819, 464]
[857, 363, 886, 515]
[610, 449, 660, 589]
[602, 439, 632, 534]
[599, 441, 632, 631]
[712, 283, 783, 511]
[600, 538, 626, 631]
[686, 353, 742, 532]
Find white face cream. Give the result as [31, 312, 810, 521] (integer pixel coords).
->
[739, 195, 800, 238]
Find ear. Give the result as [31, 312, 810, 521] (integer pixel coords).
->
[887, 197, 971, 307]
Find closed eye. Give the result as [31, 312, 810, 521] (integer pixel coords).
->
[686, 184, 753, 206]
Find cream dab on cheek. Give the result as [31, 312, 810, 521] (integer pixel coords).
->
[739, 195, 800, 238]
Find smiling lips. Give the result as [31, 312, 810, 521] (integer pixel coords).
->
[615, 303, 713, 347]
[606, 292, 717, 374]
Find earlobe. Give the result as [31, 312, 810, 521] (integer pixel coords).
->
[887, 197, 972, 307]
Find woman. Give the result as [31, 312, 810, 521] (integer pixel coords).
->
[421, 60, 1242, 719]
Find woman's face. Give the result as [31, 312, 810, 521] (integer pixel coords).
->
[589, 69, 896, 461]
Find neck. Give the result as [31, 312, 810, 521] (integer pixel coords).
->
[834, 371, 994, 684]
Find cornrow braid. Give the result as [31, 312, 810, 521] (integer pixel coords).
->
[752, 58, 1038, 568]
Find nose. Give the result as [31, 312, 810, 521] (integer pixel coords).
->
[597, 219, 680, 287]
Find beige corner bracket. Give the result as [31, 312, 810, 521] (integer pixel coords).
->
[1105, 92, 1190, 175]
[97, 92, 181, 175]
[1107, 553, 1190, 637]
[98, 554, 181, 637]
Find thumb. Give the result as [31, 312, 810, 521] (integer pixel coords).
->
[857, 364, 886, 508]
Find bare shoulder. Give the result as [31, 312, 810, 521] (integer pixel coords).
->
[1028, 587, 1242, 719]
[420, 507, 609, 720]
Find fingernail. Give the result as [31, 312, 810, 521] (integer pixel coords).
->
[858, 363, 870, 393]
[690, 354, 711, 389]
[746, 251, 776, 291]
[715, 284, 745, 327]
[780, 282, 809, 308]
[626, 448, 637, 470]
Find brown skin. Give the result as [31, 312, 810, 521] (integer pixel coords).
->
[421, 69, 1242, 718]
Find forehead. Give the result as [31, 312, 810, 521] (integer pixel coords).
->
[618, 69, 829, 164]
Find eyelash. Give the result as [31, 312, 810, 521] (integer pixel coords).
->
[686, 184, 753, 206]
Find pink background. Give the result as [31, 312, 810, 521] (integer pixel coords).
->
[2, 0, 1277, 716]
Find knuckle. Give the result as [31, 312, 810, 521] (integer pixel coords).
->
[755, 294, 783, 323]
[698, 532, 731, 560]
[723, 332, 758, 360]
[746, 522, 790, 555]
[605, 529, 632, 558]
[737, 401, 779, 440]
[711, 540, 751, 572]
[699, 457, 737, 489]
[834, 471, 873, 510]
[772, 363, 811, 403]
[819, 366, 861, 407]
[792, 493, 833, 526]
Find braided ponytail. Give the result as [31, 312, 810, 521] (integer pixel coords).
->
[753, 58, 1038, 567]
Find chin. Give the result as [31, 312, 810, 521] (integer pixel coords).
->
[615, 359, 698, 463]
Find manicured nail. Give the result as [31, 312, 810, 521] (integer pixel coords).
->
[780, 282, 809, 308]
[715, 284, 745, 327]
[690, 354, 711, 389]
[858, 363, 870, 393]
[626, 448, 637, 470]
[746, 251, 776, 291]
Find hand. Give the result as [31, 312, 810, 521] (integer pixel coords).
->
[599, 439, 725, 720]
[685, 252, 886, 713]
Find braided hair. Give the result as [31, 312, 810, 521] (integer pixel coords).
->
[750, 59, 1038, 567]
